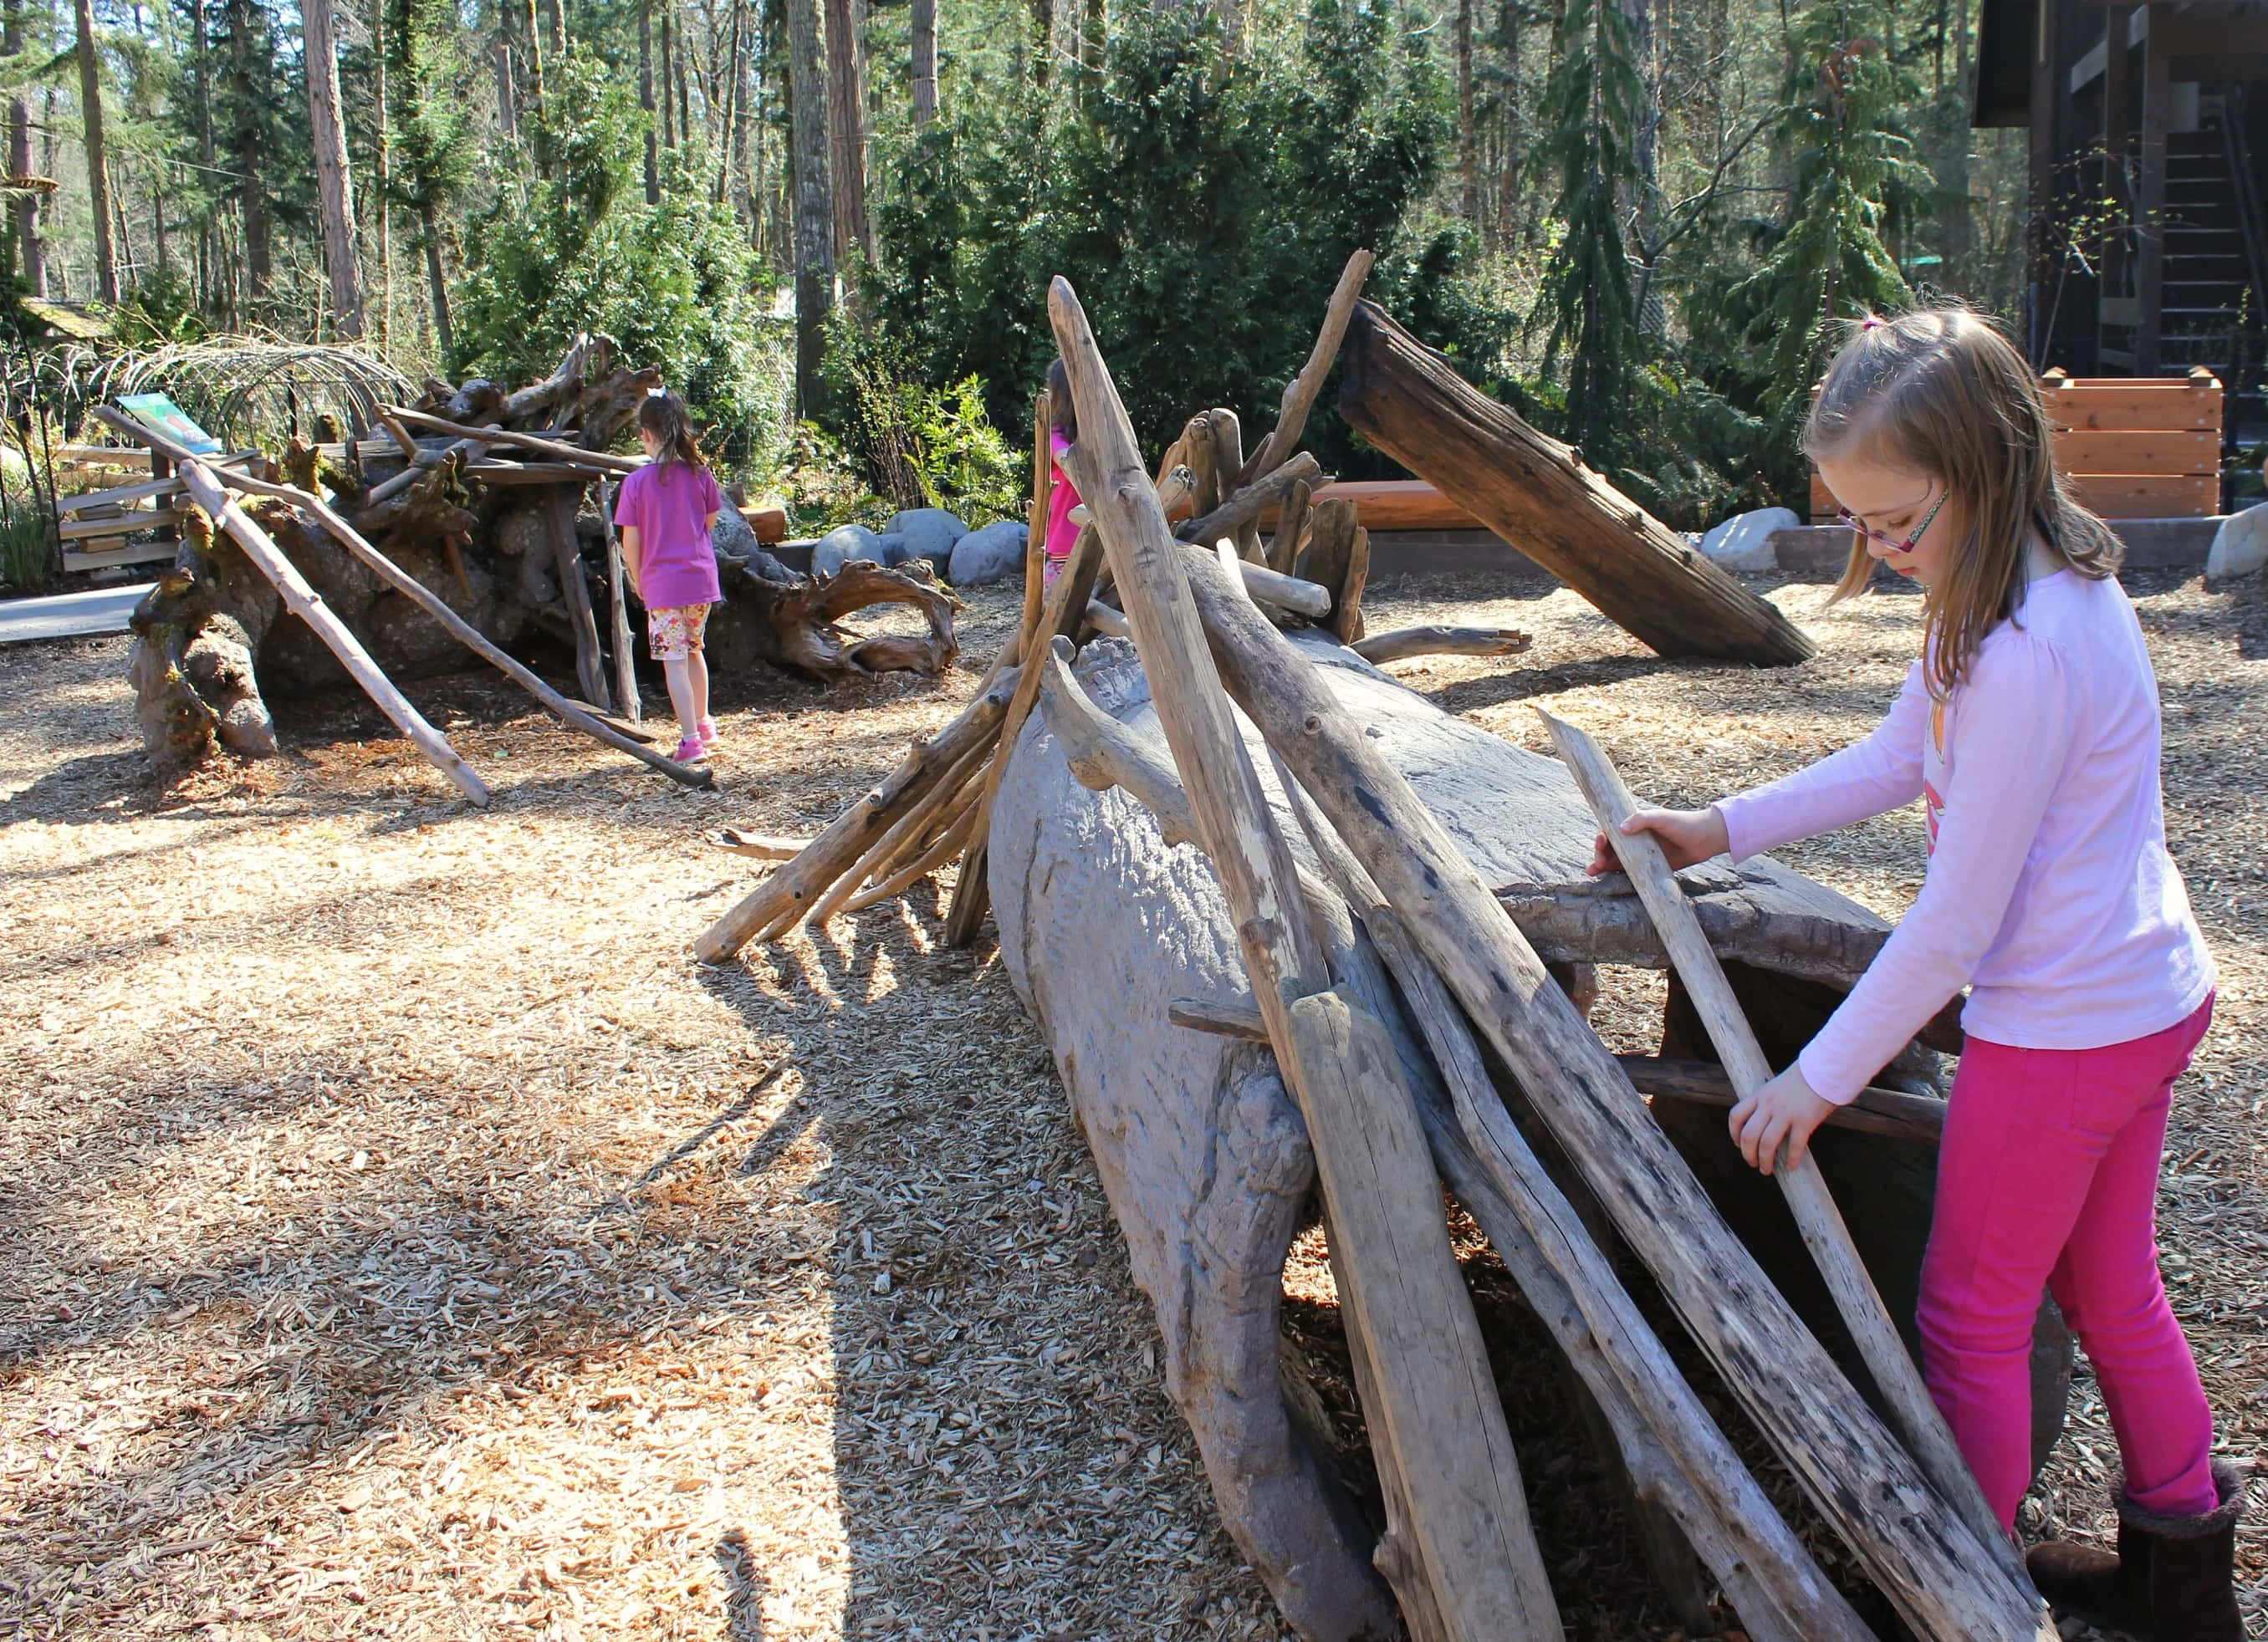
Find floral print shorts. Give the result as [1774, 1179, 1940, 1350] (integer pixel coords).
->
[646, 604, 710, 661]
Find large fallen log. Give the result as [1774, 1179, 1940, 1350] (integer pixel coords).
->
[1337, 302, 1816, 665]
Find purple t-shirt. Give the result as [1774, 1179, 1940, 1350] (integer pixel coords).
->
[614, 460, 724, 609]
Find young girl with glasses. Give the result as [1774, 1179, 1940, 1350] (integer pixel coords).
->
[1597, 307, 2245, 1638]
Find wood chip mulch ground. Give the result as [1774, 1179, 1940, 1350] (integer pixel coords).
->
[1, 562, 2260, 1640]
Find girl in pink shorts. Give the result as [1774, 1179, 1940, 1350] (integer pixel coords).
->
[1602, 309, 2244, 1639]
[615, 390, 725, 763]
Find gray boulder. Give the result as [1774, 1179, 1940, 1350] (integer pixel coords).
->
[886, 507, 970, 564]
[813, 523, 883, 578]
[1699, 506, 1800, 574]
[2206, 504, 2268, 584]
[948, 519, 1029, 586]
[875, 531, 917, 569]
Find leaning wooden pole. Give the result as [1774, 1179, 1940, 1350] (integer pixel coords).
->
[1271, 774, 1877, 1642]
[1169, 543, 2055, 1642]
[600, 477, 642, 722]
[1337, 302, 1816, 665]
[1540, 710, 2029, 1584]
[1049, 275, 1563, 1642]
[100, 410, 710, 791]
[177, 462, 492, 808]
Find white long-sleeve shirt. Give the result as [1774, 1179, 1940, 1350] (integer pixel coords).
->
[1713, 569, 2215, 1104]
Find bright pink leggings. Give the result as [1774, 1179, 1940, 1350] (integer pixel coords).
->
[1918, 994, 2218, 1527]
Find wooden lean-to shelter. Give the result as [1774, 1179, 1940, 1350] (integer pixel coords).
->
[700, 258, 2075, 1639]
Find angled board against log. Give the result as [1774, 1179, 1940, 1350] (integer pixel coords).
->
[989, 633, 2071, 1639]
[1336, 302, 1815, 665]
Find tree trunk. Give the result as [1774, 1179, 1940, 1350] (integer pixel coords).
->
[372, 0, 392, 348]
[673, 10, 691, 152]
[786, 0, 834, 415]
[1458, 0, 1477, 222]
[715, 0, 744, 203]
[660, 8, 676, 145]
[1076, 0, 1101, 87]
[492, 37, 517, 138]
[421, 202, 453, 355]
[303, 0, 365, 339]
[5, 0, 40, 296]
[824, 0, 869, 263]
[1339, 302, 1815, 665]
[1031, 0, 1051, 86]
[640, 0, 659, 201]
[224, 0, 272, 297]
[911, 0, 937, 127]
[73, 0, 118, 303]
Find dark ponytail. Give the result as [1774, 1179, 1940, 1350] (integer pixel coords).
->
[636, 389, 707, 473]
[1045, 358, 1078, 444]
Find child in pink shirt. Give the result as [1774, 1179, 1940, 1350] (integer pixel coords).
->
[614, 390, 724, 763]
[1601, 309, 2243, 1639]
[1042, 358, 1082, 589]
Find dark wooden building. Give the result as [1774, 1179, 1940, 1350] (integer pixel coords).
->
[1977, 0, 2267, 423]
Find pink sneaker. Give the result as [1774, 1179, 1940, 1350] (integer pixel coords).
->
[672, 735, 709, 763]
[697, 716, 720, 747]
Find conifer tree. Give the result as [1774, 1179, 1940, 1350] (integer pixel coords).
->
[1529, 0, 1645, 468]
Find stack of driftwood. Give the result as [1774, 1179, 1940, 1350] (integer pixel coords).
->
[110, 335, 958, 798]
[699, 262, 2067, 1640]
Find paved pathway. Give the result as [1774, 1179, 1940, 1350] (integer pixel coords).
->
[0, 584, 149, 645]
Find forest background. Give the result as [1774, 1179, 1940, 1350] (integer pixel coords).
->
[0, 0, 2029, 539]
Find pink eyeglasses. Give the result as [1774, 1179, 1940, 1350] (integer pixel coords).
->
[1836, 487, 1947, 556]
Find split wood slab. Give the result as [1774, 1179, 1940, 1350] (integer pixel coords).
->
[1337, 300, 1815, 665]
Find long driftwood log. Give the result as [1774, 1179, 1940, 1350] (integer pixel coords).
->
[1337, 302, 1816, 666]
[991, 622, 2071, 1641]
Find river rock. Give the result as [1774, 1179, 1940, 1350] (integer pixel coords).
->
[948, 520, 1028, 586]
[1699, 507, 1799, 573]
[813, 523, 883, 578]
[2206, 504, 2268, 584]
[886, 507, 970, 564]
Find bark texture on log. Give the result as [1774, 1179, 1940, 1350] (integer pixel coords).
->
[1338, 302, 1814, 665]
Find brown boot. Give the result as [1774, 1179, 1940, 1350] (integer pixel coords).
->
[2027, 1459, 2250, 1641]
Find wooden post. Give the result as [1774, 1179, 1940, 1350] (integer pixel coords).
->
[600, 478, 641, 722]
[2102, 5, 2133, 312]
[545, 482, 613, 714]
[1239, 248, 1376, 487]
[1167, 541, 2056, 1642]
[1273, 778, 1877, 1642]
[1338, 302, 1815, 665]
[176, 462, 491, 808]
[2135, 3, 2169, 376]
[1540, 711, 2029, 1583]
[1049, 275, 1563, 1642]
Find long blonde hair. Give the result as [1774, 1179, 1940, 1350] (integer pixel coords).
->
[1805, 307, 2122, 696]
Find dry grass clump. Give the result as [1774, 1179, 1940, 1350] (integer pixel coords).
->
[0, 561, 2260, 1639]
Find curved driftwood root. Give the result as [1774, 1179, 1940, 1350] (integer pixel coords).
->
[713, 557, 963, 679]
[1352, 625, 1534, 665]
